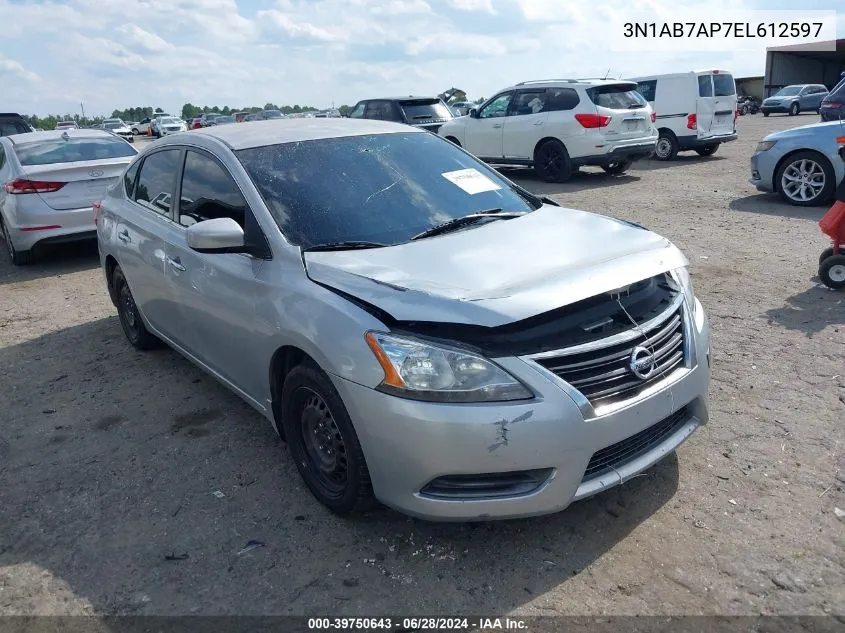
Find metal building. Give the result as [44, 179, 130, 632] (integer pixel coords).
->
[764, 39, 845, 97]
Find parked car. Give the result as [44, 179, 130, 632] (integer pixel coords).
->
[96, 118, 710, 520]
[438, 79, 657, 180]
[131, 118, 153, 135]
[198, 113, 220, 127]
[190, 117, 204, 130]
[244, 113, 261, 122]
[0, 128, 138, 264]
[450, 101, 476, 116]
[209, 115, 235, 126]
[0, 113, 34, 137]
[750, 120, 845, 206]
[348, 97, 453, 135]
[103, 119, 135, 142]
[261, 109, 283, 120]
[819, 76, 845, 122]
[233, 112, 249, 123]
[761, 84, 828, 117]
[56, 120, 79, 130]
[631, 70, 737, 160]
[153, 116, 187, 137]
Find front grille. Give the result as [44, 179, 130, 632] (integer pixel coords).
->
[420, 468, 553, 500]
[535, 305, 685, 406]
[582, 406, 690, 481]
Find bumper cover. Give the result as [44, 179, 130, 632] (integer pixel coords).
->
[573, 142, 657, 167]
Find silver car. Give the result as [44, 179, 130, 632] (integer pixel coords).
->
[97, 119, 710, 521]
[750, 120, 845, 206]
[0, 129, 138, 264]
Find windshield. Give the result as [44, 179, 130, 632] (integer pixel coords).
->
[398, 99, 452, 120]
[263, 110, 283, 119]
[587, 85, 647, 109]
[15, 137, 136, 166]
[236, 132, 538, 248]
[104, 122, 123, 129]
[775, 86, 802, 97]
[160, 117, 178, 124]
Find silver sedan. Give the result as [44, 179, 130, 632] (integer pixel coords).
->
[750, 120, 845, 206]
[0, 128, 138, 264]
[97, 119, 709, 521]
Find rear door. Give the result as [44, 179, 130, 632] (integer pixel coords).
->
[501, 89, 549, 160]
[696, 71, 736, 139]
[587, 83, 652, 144]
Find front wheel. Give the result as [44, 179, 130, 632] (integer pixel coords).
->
[775, 151, 835, 207]
[789, 103, 800, 116]
[113, 266, 159, 350]
[602, 160, 632, 175]
[763, 111, 770, 117]
[695, 143, 720, 157]
[819, 255, 845, 290]
[131, 128, 139, 135]
[281, 363, 374, 515]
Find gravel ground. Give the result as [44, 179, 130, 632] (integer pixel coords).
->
[0, 114, 843, 618]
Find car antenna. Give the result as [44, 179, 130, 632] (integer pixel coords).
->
[602, 68, 611, 80]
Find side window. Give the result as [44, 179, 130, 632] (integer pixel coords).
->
[698, 75, 713, 97]
[363, 101, 399, 121]
[179, 150, 248, 228]
[545, 88, 581, 111]
[0, 147, 6, 170]
[123, 160, 139, 197]
[636, 80, 657, 102]
[478, 92, 512, 119]
[348, 103, 366, 119]
[509, 90, 547, 116]
[133, 149, 181, 217]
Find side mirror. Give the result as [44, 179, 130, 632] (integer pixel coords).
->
[186, 217, 246, 253]
[469, 108, 478, 118]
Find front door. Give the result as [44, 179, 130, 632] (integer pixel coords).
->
[163, 148, 273, 400]
[465, 92, 512, 159]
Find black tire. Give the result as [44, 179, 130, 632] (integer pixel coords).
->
[763, 111, 770, 117]
[775, 150, 835, 207]
[131, 128, 140, 135]
[601, 160, 632, 175]
[789, 102, 800, 116]
[112, 266, 159, 350]
[819, 247, 839, 266]
[695, 143, 720, 157]
[445, 136, 461, 147]
[534, 139, 572, 183]
[1, 217, 34, 265]
[654, 131, 678, 161]
[819, 255, 845, 290]
[281, 363, 374, 515]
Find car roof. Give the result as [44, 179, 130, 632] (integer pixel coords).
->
[507, 79, 636, 89]
[4, 128, 116, 145]
[189, 118, 415, 150]
[358, 96, 442, 102]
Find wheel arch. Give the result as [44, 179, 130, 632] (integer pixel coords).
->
[269, 345, 319, 439]
[105, 254, 120, 306]
[533, 136, 566, 162]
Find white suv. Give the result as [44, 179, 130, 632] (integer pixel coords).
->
[438, 79, 658, 182]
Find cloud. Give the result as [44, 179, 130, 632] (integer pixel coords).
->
[0, 55, 40, 82]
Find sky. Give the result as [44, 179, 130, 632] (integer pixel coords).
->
[0, 0, 843, 117]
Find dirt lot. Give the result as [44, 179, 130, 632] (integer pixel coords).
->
[0, 114, 843, 618]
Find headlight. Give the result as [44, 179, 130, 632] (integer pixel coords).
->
[755, 140, 777, 152]
[365, 332, 533, 403]
[672, 267, 696, 315]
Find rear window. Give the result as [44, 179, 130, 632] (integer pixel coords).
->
[236, 132, 536, 248]
[587, 85, 648, 109]
[713, 73, 736, 96]
[698, 76, 713, 97]
[398, 99, 453, 120]
[14, 137, 137, 166]
[0, 119, 30, 137]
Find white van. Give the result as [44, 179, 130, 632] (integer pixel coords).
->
[629, 70, 738, 160]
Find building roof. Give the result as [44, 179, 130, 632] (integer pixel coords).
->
[767, 39, 844, 53]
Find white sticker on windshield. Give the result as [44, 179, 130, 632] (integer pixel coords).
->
[441, 168, 502, 195]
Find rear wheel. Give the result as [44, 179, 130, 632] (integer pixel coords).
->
[281, 363, 374, 515]
[602, 160, 632, 175]
[789, 102, 800, 116]
[819, 255, 845, 290]
[131, 128, 140, 135]
[534, 139, 572, 183]
[113, 266, 159, 350]
[654, 131, 678, 161]
[695, 143, 720, 157]
[763, 111, 770, 117]
[1, 218, 34, 266]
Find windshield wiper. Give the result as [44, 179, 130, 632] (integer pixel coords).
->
[302, 241, 388, 252]
[410, 209, 524, 241]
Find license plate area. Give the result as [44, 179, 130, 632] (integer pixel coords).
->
[623, 118, 644, 132]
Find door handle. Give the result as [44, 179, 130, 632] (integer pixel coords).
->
[117, 230, 130, 243]
[166, 256, 186, 272]
[492, 123, 503, 129]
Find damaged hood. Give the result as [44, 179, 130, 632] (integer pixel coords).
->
[304, 205, 688, 327]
